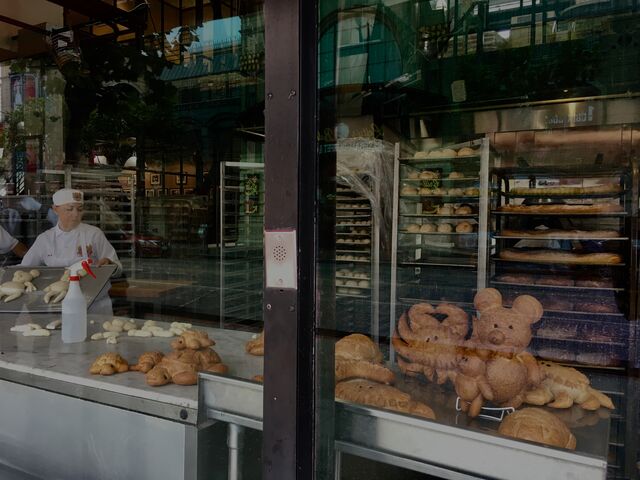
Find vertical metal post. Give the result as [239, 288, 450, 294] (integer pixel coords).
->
[227, 423, 244, 480]
[263, 0, 317, 479]
[389, 142, 401, 364]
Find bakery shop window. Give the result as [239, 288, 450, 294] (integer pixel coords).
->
[317, 0, 639, 478]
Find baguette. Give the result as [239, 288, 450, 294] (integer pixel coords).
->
[509, 185, 621, 196]
[498, 203, 623, 214]
[501, 229, 620, 239]
[499, 249, 622, 265]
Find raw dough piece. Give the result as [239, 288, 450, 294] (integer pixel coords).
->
[498, 408, 576, 450]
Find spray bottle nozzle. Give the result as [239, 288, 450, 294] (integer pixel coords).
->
[81, 260, 96, 279]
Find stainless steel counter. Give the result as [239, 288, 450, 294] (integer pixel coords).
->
[201, 368, 612, 480]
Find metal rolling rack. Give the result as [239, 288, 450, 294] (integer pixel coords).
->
[488, 161, 639, 480]
[390, 138, 489, 358]
[335, 180, 380, 337]
[219, 161, 264, 327]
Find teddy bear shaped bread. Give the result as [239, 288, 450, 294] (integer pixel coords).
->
[335, 334, 395, 384]
[392, 303, 468, 384]
[454, 288, 543, 417]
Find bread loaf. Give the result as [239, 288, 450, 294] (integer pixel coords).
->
[498, 203, 623, 214]
[501, 229, 620, 239]
[499, 249, 622, 265]
[498, 408, 576, 450]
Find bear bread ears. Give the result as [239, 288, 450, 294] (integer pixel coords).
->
[474, 288, 543, 324]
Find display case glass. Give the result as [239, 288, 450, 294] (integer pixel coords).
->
[316, 0, 640, 478]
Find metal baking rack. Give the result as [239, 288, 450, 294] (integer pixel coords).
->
[334, 180, 380, 336]
[390, 138, 490, 362]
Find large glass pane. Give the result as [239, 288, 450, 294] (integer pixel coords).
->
[317, 1, 639, 479]
[0, 1, 264, 479]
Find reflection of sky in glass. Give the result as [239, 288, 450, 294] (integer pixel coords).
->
[165, 16, 242, 51]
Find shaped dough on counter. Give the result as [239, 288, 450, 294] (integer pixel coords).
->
[170, 330, 215, 350]
[130, 352, 165, 373]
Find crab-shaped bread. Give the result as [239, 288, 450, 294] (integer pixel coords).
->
[524, 361, 614, 410]
[0, 269, 40, 302]
[130, 352, 165, 373]
[335, 334, 394, 384]
[146, 357, 199, 386]
[166, 348, 228, 374]
[392, 303, 469, 384]
[498, 408, 576, 450]
[89, 352, 129, 376]
[170, 330, 215, 350]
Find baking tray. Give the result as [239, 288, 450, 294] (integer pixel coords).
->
[0, 264, 117, 313]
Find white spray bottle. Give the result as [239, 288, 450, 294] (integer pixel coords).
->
[61, 259, 96, 344]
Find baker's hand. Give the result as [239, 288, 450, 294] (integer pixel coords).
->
[97, 258, 113, 266]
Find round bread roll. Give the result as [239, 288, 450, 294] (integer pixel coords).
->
[346, 280, 358, 287]
[431, 187, 446, 195]
[419, 170, 439, 179]
[438, 205, 454, 215]
[498, 408, 576, 450]
[448, 171, 464, 179]
[358, 280, 370, 288]
[419, 187, 433, 195]
[420, 223, 436, 233]
[407, 170, 420, 179]
[401, 186, 418, 196]
[413, 151, 429, 159]
[447, 188, 464, 196]
[349, 288, 361, 295]
[457, 147, 477, 157]
[464, 187, 480, 196]
[336, 279, 344, 286]
[456, 222, 473, 233]
[437, 223, 453, 233]
[406, 223, 420, 233]
[455, 205, 473, 215]
[441, 148, 457, 157]
[337, 287, 350, 294]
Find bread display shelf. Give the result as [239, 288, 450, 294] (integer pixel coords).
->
[399, 154, 480, 163]
[401, 231, 477, 236]
[336, 291, 370, 299]
[336, 248, 371, 253]
[492, 166, 629, 178]
[491, 280, 624, 293]
[400, 195, 479, 201]
[398, 260, 477, 268]
[336, 275, 371, 281]
[336, 223, 371, 227]
[492, 211, 628, 217]
[336, 258, 371, 263]
[532, 333, 626, 347]
[401, 177, 479, 182]
[337, 206, 371, 210]
[336, 214, 372, 219]
[401, 213, 478, 219]
[500, 191, 625, 200]
[494, 234, 628, 241]
[337, 232, 370, 236]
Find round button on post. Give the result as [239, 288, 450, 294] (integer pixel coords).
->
[180, 409, 188, 420]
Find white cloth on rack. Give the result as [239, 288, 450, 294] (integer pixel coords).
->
[0, 226, 18, 254]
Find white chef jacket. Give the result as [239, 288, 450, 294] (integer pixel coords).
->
[21, 223, 122, 316]
[0, 226, 19, 254]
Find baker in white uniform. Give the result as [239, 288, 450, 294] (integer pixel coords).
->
[20, 188, 122, 316]
[0, 226, 27, 257]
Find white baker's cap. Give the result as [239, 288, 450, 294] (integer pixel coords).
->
[52, 188, 84, 206]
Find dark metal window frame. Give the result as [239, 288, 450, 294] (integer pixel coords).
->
[263, 0, 318, 479]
